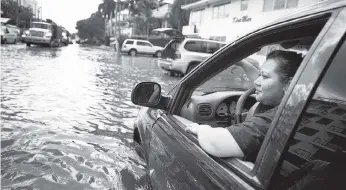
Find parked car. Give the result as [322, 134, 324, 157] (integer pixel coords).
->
[158, 38, 226, 76]
[130, 1, 346, 189]
[1, 25, 18, 44]
[5, 24, 20, 42]
[121, 39, 164, 57]
[148, 28, 185, 47]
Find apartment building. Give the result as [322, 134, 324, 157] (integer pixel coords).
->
[152, 0, 173, 28]
[182, 0, 327, 42]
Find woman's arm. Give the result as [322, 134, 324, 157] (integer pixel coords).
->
[236, 58, 260, 84]
[186, 124, 244, 157]
[197, 127, 245, 157]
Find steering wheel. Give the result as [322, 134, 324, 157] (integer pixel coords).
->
[235, 88, 256, 124]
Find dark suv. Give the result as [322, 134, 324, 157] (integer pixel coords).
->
[131, 1, 346, 189]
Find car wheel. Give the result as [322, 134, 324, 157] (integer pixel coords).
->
[3, 39, 7, 44]
[169, 71, 174, 76]
[187, 63, 198, 74]
[26, 43, 31, 47]
[129, 49, 137, 56]
[155, 51, 162, 57]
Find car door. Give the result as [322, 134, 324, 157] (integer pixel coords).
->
[146, 111, 254, 190]
[7, 27, 16, 43]
[143, 8, 346, 190]
[136, 41, 146, 54]
[4, 27, 11, 43]
[144, 42, 155, 54]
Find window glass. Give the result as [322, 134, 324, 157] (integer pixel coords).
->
[212, 6, 218, 19]
[144, 42, 152, 47]
[263, 0, 274, 11]
[125, 40, 134, 44]
[137, 41, 146, 46]
[273, 40, 346, 188]
[205, 42, 225, 54]
[241, 0, 249, 11]
[274, 0, 286, 10]
[287, 0, 299, 8]
[212, 3, 229, 19]
[184, 41, 204, 53]
[32, 23, 50, 29]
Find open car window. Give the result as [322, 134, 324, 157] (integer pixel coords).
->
[192, 44, 308, 97]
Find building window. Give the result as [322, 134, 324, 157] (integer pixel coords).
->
[263, 0, 299, 11]
[190, 9, 204, 25]
[241, 0, 249, 11]
[212, 3, 230, 19]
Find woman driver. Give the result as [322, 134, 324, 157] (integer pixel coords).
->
[185, 50, 303, 162]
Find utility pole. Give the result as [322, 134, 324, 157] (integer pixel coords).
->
[115, 0, 120, 53]
[16, 0, 20, 27]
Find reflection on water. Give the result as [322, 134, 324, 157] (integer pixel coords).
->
[1, 44, 180, 189]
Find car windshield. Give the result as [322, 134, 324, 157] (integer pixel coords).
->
[194, 44, 308, 96]
[32, 23, 50, 29]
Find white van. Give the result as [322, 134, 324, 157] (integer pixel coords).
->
[1, 25, 18, 44]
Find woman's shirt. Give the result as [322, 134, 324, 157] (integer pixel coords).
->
[227, 105, 278, 162]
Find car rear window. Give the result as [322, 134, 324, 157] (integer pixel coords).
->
[184, 40, 225, 54]
[125, 40, 134, 45]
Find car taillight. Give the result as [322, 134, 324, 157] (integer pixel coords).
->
[174, 50, 181, 59]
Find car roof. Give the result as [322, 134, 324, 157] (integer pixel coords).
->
[32, 22, 51, 25]
[125, 39, 150, 42]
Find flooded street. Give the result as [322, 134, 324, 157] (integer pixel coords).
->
[1, 43, 180, 190]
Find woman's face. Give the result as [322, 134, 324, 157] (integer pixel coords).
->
[254, 59, 288, 106]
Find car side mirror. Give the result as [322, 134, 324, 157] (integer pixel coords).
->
[131, 82, 162, 107]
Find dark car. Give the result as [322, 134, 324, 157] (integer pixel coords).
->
[131, 1, 346, 189]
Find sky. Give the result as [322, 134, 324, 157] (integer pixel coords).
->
[41, 0, 102, 33]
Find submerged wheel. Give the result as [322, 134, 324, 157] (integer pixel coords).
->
[186, 64, 198, 74]
[155, 51, 162, 57]
[129, 49, 137, 56]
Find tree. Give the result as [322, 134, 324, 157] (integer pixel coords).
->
[75, 11, 105, 42]
[1, 0, 34, 27]
[166, 0, 199, 31]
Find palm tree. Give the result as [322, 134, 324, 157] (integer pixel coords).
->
[166, 0, 199, 31]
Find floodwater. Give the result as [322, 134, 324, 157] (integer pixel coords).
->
[1, 44, 180, 190]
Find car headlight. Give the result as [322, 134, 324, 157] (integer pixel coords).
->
[24, 30, 30, 35]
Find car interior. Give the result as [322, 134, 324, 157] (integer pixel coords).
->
[168, 14, 345, 176]
[176, 39, 311, 129]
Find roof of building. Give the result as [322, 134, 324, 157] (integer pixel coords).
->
[182, 0, 229, 10]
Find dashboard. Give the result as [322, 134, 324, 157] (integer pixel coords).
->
[180, 91, 257, 127]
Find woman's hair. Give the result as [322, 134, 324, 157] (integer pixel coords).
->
[266, 50, 303, 83]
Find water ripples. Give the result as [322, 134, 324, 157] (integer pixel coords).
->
[1, 44, 180, 189]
